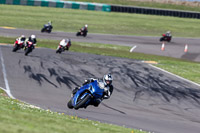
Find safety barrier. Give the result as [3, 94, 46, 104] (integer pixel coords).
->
[0, 0, 111, 12]
[111, 5, 200, 19]
[1, 0, 200, 18]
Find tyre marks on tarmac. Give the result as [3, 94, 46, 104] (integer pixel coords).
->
[0, 45, 200, 133]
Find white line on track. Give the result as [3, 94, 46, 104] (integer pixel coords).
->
[0, 46, 15, 99]
[130, 45, 137, 52]
[0, 86, 6, 92]
[149, 64, 200, 87]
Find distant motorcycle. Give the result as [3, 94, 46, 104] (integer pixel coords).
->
[41, 24, 53, 33]
[12, 40, 25, 52]
[67, 80, 104, 110]
[160, 34, 172, 42]
[76, 29, 87, 37]
[56, 40, 71, 54]
[24, 41, 35, 56]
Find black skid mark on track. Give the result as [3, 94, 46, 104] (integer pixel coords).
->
[23, 65, 58, 88]
[48, 68, 80, 89]
[112, 63, 200, 107]
[101, 103, 126, 114]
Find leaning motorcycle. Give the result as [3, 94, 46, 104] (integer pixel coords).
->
[56, 43, 70, 54]
[76, 30, 87, 37]
[24, 41, 35, 56]
[41, 25, 53, 33]
[12, 40, 25, 52]
[160, 34, 172, 42]
[67, 80, 104, 110]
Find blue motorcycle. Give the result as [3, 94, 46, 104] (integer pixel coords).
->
[67, 80, 104, 110]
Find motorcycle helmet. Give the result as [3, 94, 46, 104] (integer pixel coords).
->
[48, 21, 52, 25]
[166, 31, 171, 34]
[65, 39, 69, 42]
[85, 24, 88, 28]
[21, 35, 25, 38]
[31, 35, 36, 39]
[103, 74, 113, 86]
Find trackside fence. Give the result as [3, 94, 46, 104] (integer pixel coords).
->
[1, 0, 200, 19]
[111, 5, 200, 19]
[0, 0, 111, 12]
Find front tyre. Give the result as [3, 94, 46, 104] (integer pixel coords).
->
[41, 28, 45, 32]
[25, 47, 32, 56]
[76, 32, 80, 36]
[74, 94, 91, 110]
[56, 48, 62, 54]
[160, 37, 164, 42]
[12, 45, 19, 52]
[67, 100, 73, 109]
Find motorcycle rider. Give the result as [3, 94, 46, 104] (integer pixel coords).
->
[59, 38, 71, 50]
[165, 31, 172, 37]
[24, 35, 37, 50]
[45, 20, 52, 27]
[16, 35, 26, 42]
[72, 73, 113, 107]
[15, 35, 26, 48]
[80, 24, 88, 35]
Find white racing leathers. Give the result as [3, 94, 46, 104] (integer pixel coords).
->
[60, 39, 68, 47]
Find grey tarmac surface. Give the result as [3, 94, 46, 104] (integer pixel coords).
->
[0, 45, 200, 133]
[0, 27, 200, 62]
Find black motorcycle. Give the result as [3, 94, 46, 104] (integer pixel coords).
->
[41, 24, 53, 33]
[25, 41, 35, 56]
[160, 34, 172, 42]
[76, 30, 87, 37]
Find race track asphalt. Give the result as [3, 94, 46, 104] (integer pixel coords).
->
[0, 28, 200, 133]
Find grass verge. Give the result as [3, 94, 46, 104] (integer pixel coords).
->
[0, 89, 146, 133]
[1, 36, 199, 84]
[1, 5, 200, 37]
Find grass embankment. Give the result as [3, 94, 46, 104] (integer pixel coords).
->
[0, 89, 145, 133]
[1, 36, 200, 84]
[1, 5, 200, 37]
[65, 0, 200, 12]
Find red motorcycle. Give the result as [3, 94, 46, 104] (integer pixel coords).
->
[56, 41, 71, 54]
[12, 39, 25, 52]
[160, 34, 172, 42]
[76, 29, 88, 37]
[24, 41, 35, 56]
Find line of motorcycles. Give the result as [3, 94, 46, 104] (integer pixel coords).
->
[12, 39, 35, 56]
[12, 24, 88, 55]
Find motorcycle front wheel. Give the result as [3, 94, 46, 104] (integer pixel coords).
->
[25, 47, 32, 56]
[74, 94, 91, 110]
[67, 100, 73, 109]
[160, 37, 164, 42]
[12, 45, 19, 52]
[41, 28, 45, 32]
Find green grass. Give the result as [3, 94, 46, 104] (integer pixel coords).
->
[1, 5, 200, 37]
[1, 36, 200, 84]
[0, 89, 146, 133]
[64, 0, 200, 12]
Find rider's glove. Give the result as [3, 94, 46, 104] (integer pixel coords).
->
[103, 90, 111, 99]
